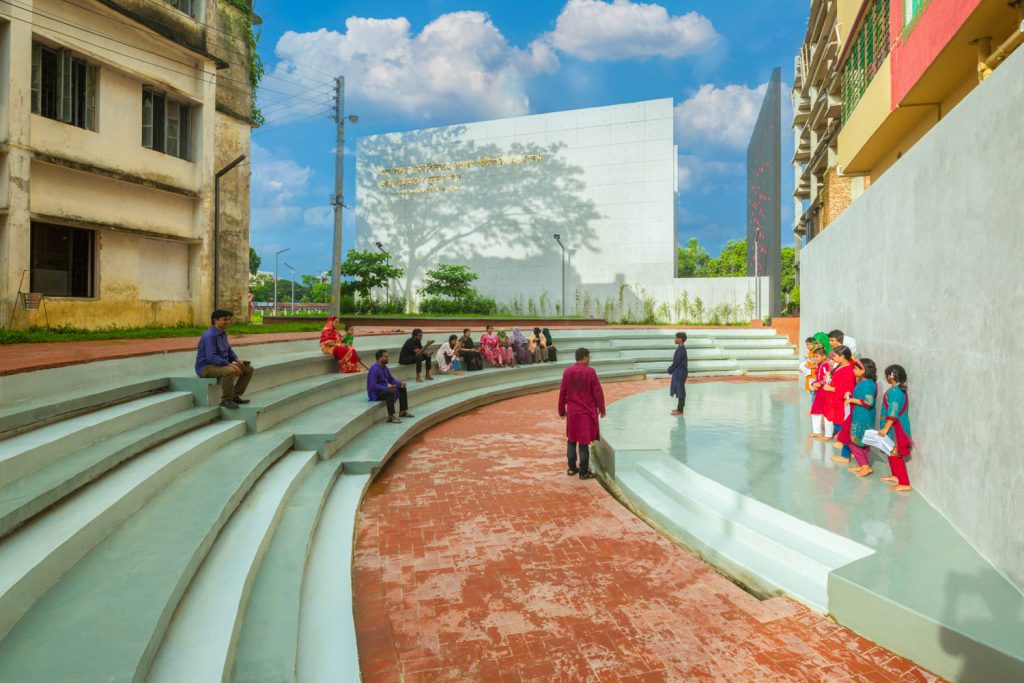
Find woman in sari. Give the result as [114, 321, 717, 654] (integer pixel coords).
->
[497, 329, 516, 367]
[511, 327, 532, 365]
[320, 317, 365, 374]
[529, 327, 549, 363]
[480, 325, 504, 367]
[319, 315, 343, 354]
[542, 327, 557, 362]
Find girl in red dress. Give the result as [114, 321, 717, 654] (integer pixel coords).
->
[809, 347, 832, 438]
[822, 346, 855, 459]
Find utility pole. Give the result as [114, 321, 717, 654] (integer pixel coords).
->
[330, 77, 358, 317]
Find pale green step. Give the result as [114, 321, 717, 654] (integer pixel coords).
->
[0, 405, 220, 538]
[297, 473, 369, 683]
[0, 430, 292, 683]
[234, 364, 418, 433]
[337, 367, 646, 473]
[0, 420, 244, 642]
[232, 462, 342, 683]
[0, 392, 194, 485]
[148, 449, 317, 683]
[0, 378, 170, 438]
[289, 360, 638, 459]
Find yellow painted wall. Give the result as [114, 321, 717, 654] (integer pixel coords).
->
[837, 0, 868, 48]
[838, 55, 893, 172]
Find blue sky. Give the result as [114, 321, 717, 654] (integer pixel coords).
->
[249, 1, 810, 277]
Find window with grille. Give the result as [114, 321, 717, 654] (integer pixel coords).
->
[30, 223, 96, 298]
[841, 0, 891, 124]
[142, 87, 192, 161]
[30, 42, 97, 131]
[903, 0, 929, 37]
[166, 0, 196, 17]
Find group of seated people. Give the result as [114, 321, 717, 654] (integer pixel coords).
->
[316, 319, 560, 423]
[432, 326, 557, 377]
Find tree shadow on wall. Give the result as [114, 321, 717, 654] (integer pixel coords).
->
[355, 125, 603, 303]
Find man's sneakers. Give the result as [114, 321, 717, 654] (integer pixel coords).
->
[567, 467, 579, 476]
[221, 399, 239, 410]
[579, 472, 596, 480]
[234, 396, 251, 404]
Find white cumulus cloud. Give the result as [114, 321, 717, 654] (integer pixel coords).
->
[546, 0, 719, 61]
[263, 12, 558, 125]
[250, 142, 313, 233]
[675, 82, 770, 150]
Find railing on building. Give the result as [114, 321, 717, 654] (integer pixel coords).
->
[841, 0, 892, 124]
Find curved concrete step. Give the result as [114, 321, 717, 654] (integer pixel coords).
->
[0, 430, 292, 683]
[147, 449, 317, 683]
[620, 457, 872, 611]
[289, 360, 638, 460]
[0, 391, 195, 485]
[0, 420, 244, 641]
[232, 463, 342, 683]
[0, 406, 220, 539]
[0, 378, 169, 438]
[297, 473, 369, 683]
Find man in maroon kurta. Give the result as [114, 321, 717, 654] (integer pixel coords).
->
[558, 347, 606, 480]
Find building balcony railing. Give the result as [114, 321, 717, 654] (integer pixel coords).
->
[841, 0, 891, 125]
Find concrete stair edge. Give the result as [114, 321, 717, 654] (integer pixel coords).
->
[0, 405, 221, 539]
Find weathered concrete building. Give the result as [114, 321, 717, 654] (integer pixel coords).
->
[0, 0, 256, 329]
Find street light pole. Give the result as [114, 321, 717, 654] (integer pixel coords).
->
[553, 234, 566, 316]
[274, 247, 289, 317]
[330, 76, 359, 317]
[284, 262, 296, 314]
[213, 154, 246, 310]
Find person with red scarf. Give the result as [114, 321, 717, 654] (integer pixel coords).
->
[822, 346, 855, 462]
[319, 316, 364, 373]
[876, 365, 914, 491]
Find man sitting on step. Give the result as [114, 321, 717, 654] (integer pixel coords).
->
[195, 309, 254, 410]
[367, 349, 414, 424]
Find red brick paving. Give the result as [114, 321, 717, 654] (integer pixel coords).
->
[352, 378, 943, 682]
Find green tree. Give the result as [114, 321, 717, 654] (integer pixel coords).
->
[339, 249, 404, 299]
[677, 237, 710, 277]
[418, 264, 479, 300]
[249, 247, 261, 275]
[705, 239, 748, 277]
[781, 246, 796, 298]
[300, 274, 330, 303]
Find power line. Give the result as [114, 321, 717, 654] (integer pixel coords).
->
[123, 0, 344, 84]
[252, 102, 332, 137]
[60, 0, 339, 97]
[2, 0, 333, 102]
[258, 86, 334, 117]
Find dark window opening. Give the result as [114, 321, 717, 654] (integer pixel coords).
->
[30, 223, 96, 298]
[31, 42, 97, 130]
[167, 0, 196, 18]
[142, 87, 191, 161]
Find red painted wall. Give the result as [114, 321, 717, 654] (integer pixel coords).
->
[890, 0, 982, 105]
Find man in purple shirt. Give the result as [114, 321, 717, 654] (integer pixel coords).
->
[367, 349, 413, 424]
[195, 309, 255, 409]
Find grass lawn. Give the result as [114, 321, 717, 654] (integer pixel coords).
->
[0, 322, 324, 345]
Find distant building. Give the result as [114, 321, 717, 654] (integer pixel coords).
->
[0, 0, 257, 329]
[792, 0, 1023, 249]
[356, 99, 770, 319]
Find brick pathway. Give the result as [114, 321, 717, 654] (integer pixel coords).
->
[353, 378, 942, 682]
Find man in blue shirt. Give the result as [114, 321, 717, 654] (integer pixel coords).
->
[195, 309, 255, 409]
[367, 349, 412, 423]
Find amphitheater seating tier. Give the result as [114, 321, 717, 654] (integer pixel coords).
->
[0, 327, 796, 681]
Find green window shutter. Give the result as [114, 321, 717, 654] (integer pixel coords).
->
[166, 99, 180, 158]
[142, 88, 154, 148]
[59, 49, 73, 123]
[85, 64, 97, 131]
[31, 43, 41, 114]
